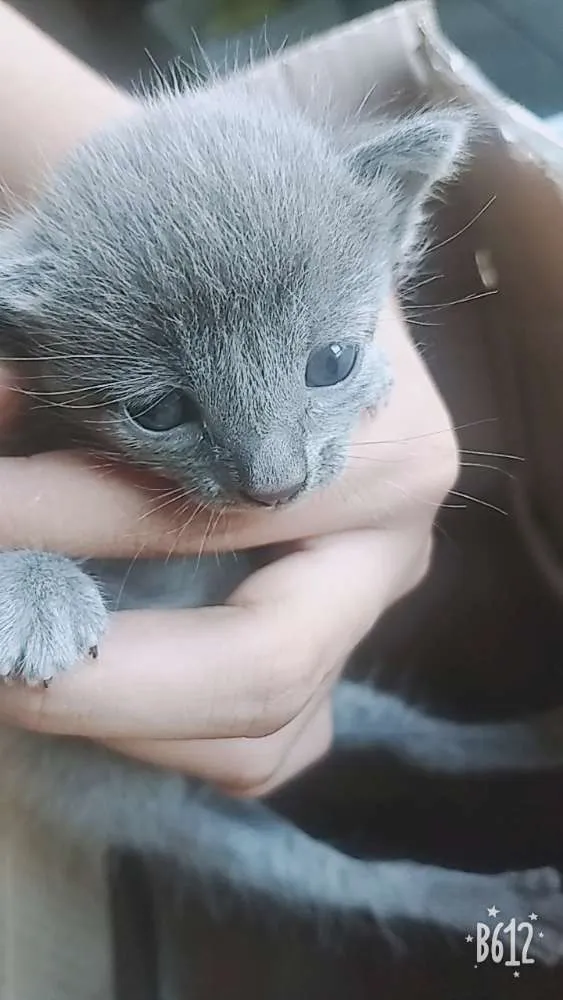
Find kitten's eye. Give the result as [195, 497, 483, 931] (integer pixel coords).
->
[305, 343, 358, 388]
[125, 391, 200, 432]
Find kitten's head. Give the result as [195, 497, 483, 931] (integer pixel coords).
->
[0, 84, 468, 507]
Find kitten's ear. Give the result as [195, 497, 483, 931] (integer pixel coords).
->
[348, 109, 470, 199]
[347, 109, 472, 255]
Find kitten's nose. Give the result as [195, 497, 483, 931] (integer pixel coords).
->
[240, 480, 305, 507]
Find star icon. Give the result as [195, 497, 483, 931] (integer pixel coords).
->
[487, 906, 500, 918]
[466, 935, 474, 943]
[529, 912, 538, 921]
[514, 971, 520, 979]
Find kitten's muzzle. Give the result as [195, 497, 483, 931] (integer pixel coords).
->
[225, 429, 308, 507]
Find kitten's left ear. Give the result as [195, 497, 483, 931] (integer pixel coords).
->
[347, 108, 472, 252]
[348, 108, 470, 197]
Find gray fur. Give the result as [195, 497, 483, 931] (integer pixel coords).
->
[0, 91, 468, 502]
[1, 688, 563, 961]
[0, 76, 562, 956]
[333, 681, 563, 773]
[0, 551, 107, 683]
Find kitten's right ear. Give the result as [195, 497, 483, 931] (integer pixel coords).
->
[347, 108, 470, 202]
[346, 108, 472, 257]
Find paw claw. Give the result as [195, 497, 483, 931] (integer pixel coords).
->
[89, 645, 99, 660]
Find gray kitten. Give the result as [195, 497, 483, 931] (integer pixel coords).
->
[0, 77, 562, 958]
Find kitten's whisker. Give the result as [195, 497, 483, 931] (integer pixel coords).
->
[459, 460, 516, 480]
[164, 500, 206, 563]
[426, 195, 497, 254]
[448, 488, 508, 516]
[4, 382, 162, 413]
[194, 507, 219, 571]
[405, 289, 497, 310]
[114, 542, 148, 612]
[381, 478, 465, 512]
[382, 477, 508, 516]
[402, 272, 444, 294]
[403, 317, 444, 328]
[459, 448, 524, 462]
[207, 505, 231, 565]
[211, 506, 227, 556]
[351, 417, 498, 447]
[348, 454, 517, 481]
[137, 488, 187, 522]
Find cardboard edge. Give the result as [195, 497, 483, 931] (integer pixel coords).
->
[406, 0, 563, 184]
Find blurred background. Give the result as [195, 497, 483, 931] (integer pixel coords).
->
[7, 0, 563, 119]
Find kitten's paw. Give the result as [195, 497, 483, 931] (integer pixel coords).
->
[0, 551, 107, 686]
[496, 867, 563, 965]
[382, 861, 563, 966]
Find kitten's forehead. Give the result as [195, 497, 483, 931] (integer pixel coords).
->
[19, 85, 395, 397]
[37, 86, 387, 298]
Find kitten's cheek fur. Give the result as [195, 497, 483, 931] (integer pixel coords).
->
[0, 550, 108, 685]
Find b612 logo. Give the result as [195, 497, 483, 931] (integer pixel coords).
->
[466, 906, 546, 978]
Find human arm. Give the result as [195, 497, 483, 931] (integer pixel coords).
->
[0, 0, 133, 210]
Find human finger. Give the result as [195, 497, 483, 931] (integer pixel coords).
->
[103, 694, 333, 797]
[0, 527, 429, 741]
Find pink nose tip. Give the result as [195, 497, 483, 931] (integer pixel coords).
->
[240, 480, 305, 506]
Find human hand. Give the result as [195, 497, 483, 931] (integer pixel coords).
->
[0, 301, 456, 795]
[0, 3, 457, 795]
